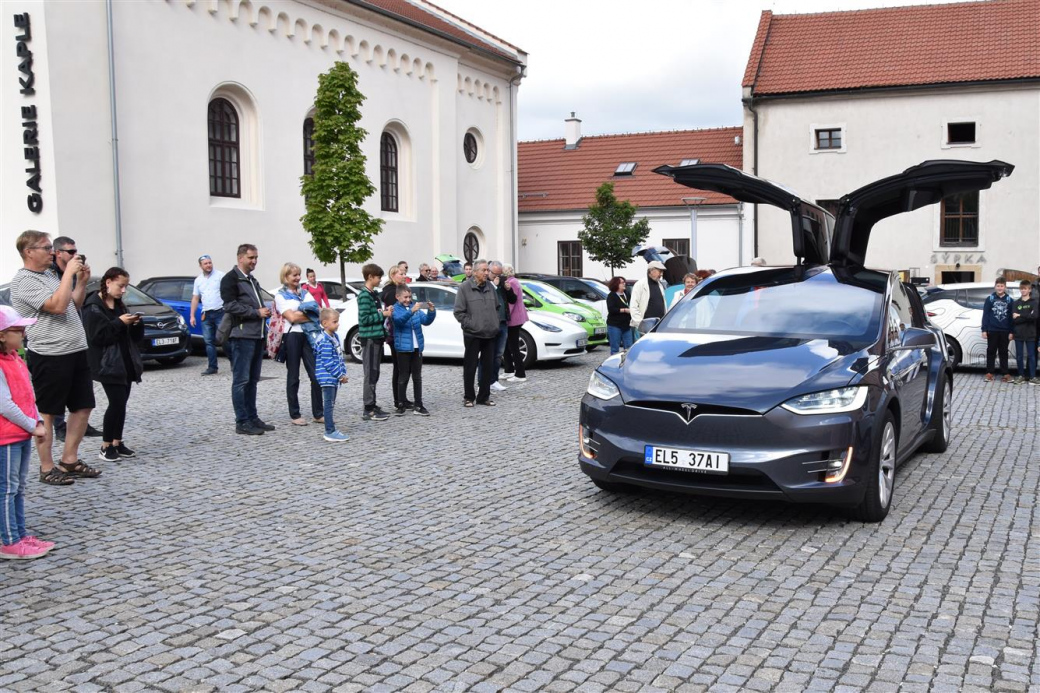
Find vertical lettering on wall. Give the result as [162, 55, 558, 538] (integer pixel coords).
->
[13, 12, 42, 213]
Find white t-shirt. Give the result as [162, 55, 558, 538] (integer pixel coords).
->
[274, 288, 313, 334]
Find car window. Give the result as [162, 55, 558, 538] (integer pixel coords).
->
[410, 287, 427, 304]
[965, 288, 992, 309]
[323, 282, 345, 301]
[122, 285, 162, 307]
[886, 305, 903, 350]
[147, 281, 186, 302]
[892, 283, 915, 330]
[524, 282, 575, 306]
[578, 280, 608, 301]
[424, 286, 456, 311]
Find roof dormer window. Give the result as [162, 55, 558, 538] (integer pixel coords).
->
[614, 162, 637, 176]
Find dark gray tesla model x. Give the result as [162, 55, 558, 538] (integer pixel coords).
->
[578, 160, 1013, 521]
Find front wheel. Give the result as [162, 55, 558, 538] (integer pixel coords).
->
[517, 329, 536, 369]
[852, 411, 897, 522]
[945, 336, 962, 369]
[346, 328, 363, 364]
[923, 376, 952, 453]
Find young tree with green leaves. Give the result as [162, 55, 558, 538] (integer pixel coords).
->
[301, 62, 383, 287]
[578, 182, 651, 277]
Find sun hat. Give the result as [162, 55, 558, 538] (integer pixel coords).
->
[647, 261, 667, 271]
[0, 305, 36, 331]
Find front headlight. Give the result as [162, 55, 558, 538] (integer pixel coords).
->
[563, 312, 586, 322]
[587, 371, 620, 401]
[781, 386, 868, 415]
[530, 320, 561, 333]
[176, 314, 187, 329]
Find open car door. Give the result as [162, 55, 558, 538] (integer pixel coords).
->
[655, 163, 833, 265]
[832, 160, 1014, 267]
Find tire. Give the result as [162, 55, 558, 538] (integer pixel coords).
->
[346, 328, 363, 364]
[923, 376, 952, 453]
[852, 411, 897, 523]
[945, 336, 962, 369]
[517, 329, 536, 369]
[157, 354, 187, 366]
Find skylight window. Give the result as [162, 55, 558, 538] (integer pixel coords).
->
[679, 158, 699, 166]
[614, 162, 636, 176]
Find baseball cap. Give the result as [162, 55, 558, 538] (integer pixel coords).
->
[0, 305, 36, 331]
[647, 261, 667, 271]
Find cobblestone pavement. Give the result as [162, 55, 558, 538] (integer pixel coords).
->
[1, 351, 1038, 692]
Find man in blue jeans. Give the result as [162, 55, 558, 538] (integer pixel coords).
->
[190, 254, 225, 376]
[219, 244, 273, 435]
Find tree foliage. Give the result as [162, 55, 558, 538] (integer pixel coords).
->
[579, 182, 651, 276]
[301, 62, 383, 286]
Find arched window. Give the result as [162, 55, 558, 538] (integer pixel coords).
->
[380, 132, 398, 212]
[463, 133, 478, 164]
[463, 231, 480, 262]
[303, 117, 315, 176]
[208, 98, 240, 198]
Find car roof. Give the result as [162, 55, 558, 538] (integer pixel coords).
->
[138, 276, 194, 283]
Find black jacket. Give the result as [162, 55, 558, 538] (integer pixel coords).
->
[1012, 295, 1039, 341]
[82, 292, 144, 385]
[220, 267, 267, 340]
[606, 292, 631, 328]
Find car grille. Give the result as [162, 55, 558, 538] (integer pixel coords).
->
[625, 401, 759, 424]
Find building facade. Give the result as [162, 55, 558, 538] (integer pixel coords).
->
[741, 0, 1040, 284]
[518, 119, 747, 280]
[1, 0, 525, 286]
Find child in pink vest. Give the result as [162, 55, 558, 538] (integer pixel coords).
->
[0, 306, 54, 560]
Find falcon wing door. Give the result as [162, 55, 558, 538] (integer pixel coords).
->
[655, 163, 833, 265]
[831, 160, 1014, 267]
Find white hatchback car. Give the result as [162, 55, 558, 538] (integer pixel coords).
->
[336, 281, 589, 367]
[922, 282, 1021, 368]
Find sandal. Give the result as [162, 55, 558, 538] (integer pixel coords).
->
[463, 400, 474, 408]
[477, 400, 496, 407]
[290, 418, 308, 426]
[40, 468, 74, 486]
[57, 460, 102, 478]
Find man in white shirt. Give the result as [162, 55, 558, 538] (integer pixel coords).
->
[191, 254, 225, 376]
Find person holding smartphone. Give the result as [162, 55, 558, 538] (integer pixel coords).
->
[82, 267, 145, 462]
[391, 286, 435, 416]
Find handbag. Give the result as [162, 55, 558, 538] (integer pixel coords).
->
[215, 313, 233, 347]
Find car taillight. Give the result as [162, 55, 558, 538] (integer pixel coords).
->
[926, 311, 937, 317]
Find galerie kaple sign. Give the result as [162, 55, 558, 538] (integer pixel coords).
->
[13, 12, 43, 213]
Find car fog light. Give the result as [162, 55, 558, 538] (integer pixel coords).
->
[579, 425, 596, 459]
[824, 447, 854, 483]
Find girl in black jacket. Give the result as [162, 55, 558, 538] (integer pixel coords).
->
[83, 267, 144, 462]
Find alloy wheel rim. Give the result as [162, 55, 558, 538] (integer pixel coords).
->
[879, 422, 896, 508]
[350, 334, 362, 361]
[942, 382, 952, 443]
[518, 338, 528, 360]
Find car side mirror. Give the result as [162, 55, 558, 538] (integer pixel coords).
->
[523, 297, 536, 308]
[899, 326, 934, 349]
[638, 317, 660, 334]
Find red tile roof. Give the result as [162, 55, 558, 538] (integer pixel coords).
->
[744, 0, 1040, 96]
[518, 128, 743, 213]
[346, 0, 522, 63]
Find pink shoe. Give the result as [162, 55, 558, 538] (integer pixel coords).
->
[23, 536, 55, 551]
[0, 537, 50, 560]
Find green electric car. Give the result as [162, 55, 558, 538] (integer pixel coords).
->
[520, 279, 608, 348]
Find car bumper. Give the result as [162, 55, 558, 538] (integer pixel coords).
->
[578, 394, 878, 505]
[138, 332, 191, 361]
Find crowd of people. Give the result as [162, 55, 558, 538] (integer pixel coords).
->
[981, 276, 1040, 383]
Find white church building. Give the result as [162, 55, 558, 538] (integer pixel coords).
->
[1, 0, 526, 287]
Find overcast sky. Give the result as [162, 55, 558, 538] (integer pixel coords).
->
[434, 0, 969, 142]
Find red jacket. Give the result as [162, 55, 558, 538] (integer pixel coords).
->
[0, 352, 39, 445]
[305, 281, 330, 308]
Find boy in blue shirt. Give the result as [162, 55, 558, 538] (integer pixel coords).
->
[313, 308, 349, 441]
[391, 285, 436, 416]
[982, 276, 1014, 382]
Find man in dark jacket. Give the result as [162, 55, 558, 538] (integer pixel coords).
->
[220, 244, 273, 434]
[1011, 279, 1039, 384]
[453, 260, 501, 406]
[982, 276, 1015, 382]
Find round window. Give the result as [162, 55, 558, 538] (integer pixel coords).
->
[463, 232, 479, 262]
[463, 133, 478, 164]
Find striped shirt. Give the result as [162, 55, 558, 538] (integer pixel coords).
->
[10, 267, 88, 356]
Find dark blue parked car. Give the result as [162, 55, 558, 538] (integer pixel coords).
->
[578, 159, 1013, 522]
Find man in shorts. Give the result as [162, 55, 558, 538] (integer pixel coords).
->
[10, 230, 101, 485]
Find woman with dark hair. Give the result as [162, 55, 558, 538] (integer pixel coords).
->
[606, 276, 634, 355]
[304, 268, 330, 309]
[82, 267, 144, 462]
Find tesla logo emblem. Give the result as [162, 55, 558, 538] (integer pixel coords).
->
[681, 403, 698, 422]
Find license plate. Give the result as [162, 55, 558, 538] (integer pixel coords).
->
[152, 337, 179, 346]
[644, 445, 729, 474]
[593, 327, 607, 336]
[576, 338, 587, 348]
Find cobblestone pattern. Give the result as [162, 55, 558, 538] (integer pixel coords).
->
[1, 353, 1037, 692]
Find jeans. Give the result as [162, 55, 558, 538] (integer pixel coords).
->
[201, 309, 223, 371]
[1015, 339, 1037, 380]
[322, 386, 338, 434]
[463, 336, 496, 403]
[397, 349, 423, 408]
[505, 325, 526, 378]
[227, 338, 264, 426]
[283, 332, 323, 420]
[1, 439, 31, 546]
[986, 331, 1010, 375]
[607, 325, 634, 354]
[361, 338, 384, 410]
[101, 382, 132, 443]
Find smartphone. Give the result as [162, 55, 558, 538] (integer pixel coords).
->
[78, 254, 87, 264]
[133, 312, 144, 317]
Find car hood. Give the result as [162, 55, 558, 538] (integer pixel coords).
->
[599, 332, 870, 414]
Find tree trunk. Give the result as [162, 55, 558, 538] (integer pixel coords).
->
[339, 253, 346, 291]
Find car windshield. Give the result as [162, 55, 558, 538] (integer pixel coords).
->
[525, 282, 576, 306]
[579, 280, 608, 300]
[657, 268, 884, 346]
[441, 259, 464, 276]
[122, 285, 162, 307]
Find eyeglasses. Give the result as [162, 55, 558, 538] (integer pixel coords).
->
[56, 248, 77, 255]
[29, 245, 53, 252]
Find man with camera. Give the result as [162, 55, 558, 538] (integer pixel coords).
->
[11, 230, 99, 485]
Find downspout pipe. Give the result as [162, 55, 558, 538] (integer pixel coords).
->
[508, 66, 525, 267]
[744, 96, 759, 258]
[106, 0, 124, 268]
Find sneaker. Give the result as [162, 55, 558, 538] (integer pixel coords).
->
[394, 406, 408, 416]
[98, 446, 120, 462]
[1013, 376, 1026, 384]
[414, 406, 430, 416]
[115, 443, 136, 458]
[1002, 374, 1013, 383]
[236, 423, 265, 435]
[201, 368, 218, 376]
[401, 400, 415, 410]
[507, 375, 527, 383]
[251, 419, 276, 432]
[0, 538, 49, 560]
[323, 430, 350, 442]
[23, 536, 55, 551]
[490, 381, 508, 392]
[84, 424, 103, 438]
[500, 372, 514, 381]
[362, 408, 390, 422]
[984, 373, 994, 382]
